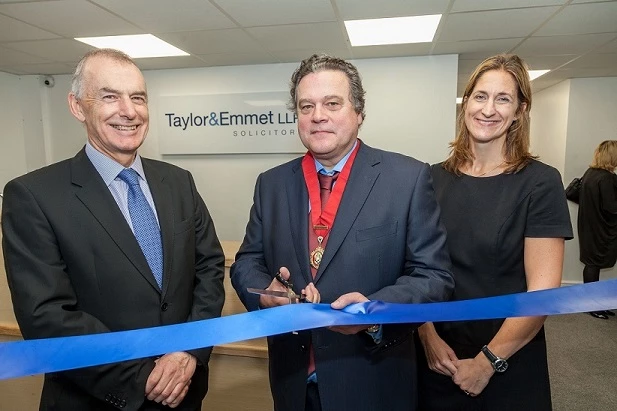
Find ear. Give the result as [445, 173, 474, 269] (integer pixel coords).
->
[514, 101, 528, 122]
[68, 92, 86, 122]
[357, 112, 363, 126]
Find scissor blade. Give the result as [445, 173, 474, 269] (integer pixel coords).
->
[247, 288, 291, 298]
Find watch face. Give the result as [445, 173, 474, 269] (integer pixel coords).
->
[494, 359, 508, 373]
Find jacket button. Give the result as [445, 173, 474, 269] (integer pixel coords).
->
[161, 302, 168, 311]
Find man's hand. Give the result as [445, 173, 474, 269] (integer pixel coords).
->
[259, 267, 321, 307]
[145, 351, 197, 408]
[329, 292, 370, 334]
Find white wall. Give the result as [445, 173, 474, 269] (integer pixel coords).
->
[531, 77, 617, 283]
[530, 79, 570, 176]
[35, 55, 458, 240]
[0, 73, 28, 193]
[565, 77, 617, 282]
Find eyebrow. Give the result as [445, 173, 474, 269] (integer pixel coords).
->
[298, 95, 344, 104]
[473, 90, 514, 98]
[99, 87, 147, 97]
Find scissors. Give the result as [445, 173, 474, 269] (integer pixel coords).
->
[247, 271, 309, 304]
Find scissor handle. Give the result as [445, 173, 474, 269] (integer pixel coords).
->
[275, 271, 294, 289]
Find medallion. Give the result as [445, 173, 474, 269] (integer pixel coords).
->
[310, 236, 325, 269]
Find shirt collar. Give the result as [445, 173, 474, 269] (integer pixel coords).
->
[313, 139, 358, 176]
[85, 142, 146, 185]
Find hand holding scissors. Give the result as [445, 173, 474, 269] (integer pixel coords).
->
[248, 267, 321, 307]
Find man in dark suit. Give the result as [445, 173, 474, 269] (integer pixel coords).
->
[1, 49, 225, 410]
[231, 54, 454, 411]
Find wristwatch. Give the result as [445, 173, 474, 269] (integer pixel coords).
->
[366, 324, 380, 333]
[481, 345, 508, 373]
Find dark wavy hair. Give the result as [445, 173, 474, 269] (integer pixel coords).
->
[288, 53, 366, 121]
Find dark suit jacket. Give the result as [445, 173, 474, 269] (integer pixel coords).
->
[231, 142, 453, 411]
[1, 148, 225, 411]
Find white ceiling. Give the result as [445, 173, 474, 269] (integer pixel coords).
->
[0, 0, 616, 94]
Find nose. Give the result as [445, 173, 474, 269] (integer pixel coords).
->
[311, 104, 328, 122]
[481, 99, 496, 117]
[118, 96, 137, 118]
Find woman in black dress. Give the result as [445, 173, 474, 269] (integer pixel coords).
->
[416, 54, 572, 410]
[578, 140, 617, 320]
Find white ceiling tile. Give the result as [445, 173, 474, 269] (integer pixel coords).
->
[213, 0, 335, 26]
[0, 0, 142, 37]
[535, 2, 617, 36]
[451, 0, 567, 12]
[273, 49, 353, 63]
[438, 7, 560, 41]
[0, 66, 28, 75]
[351, 44, 432, 59]
[0, 45, 51, 65]
[194, 52, 279, 67]
[2, 39, 94, 62]
[595, 37, 617, 53]
[457, 58, 485, 73]
[550, 66, 617, 77]
[335, 0, 450, 20]
[158, 29, 266, 55]
[3, 62, 75, 75]
[561, 53, 617, 69]
[90, 0, 237, 32]
[0, 0, 49, 3]
[247, 23, 349, 52]
[134, 56, 212, 71]
[0, 13, 60, 42]
[433, 38, 522, 56]
[513, 33, 617, 54]
[520, 54, 578, 70]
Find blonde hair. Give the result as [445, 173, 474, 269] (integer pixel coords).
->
[443, 54, 535, 175]
[591, 140, 617, 171]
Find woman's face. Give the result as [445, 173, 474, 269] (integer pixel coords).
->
[464, 69, 525, 144]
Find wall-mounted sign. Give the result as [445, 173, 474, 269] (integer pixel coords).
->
[158, 92, 305, 154]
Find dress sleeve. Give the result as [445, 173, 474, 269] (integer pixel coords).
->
[525, 166, 573, 239]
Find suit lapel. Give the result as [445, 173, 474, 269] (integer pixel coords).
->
[287, 160, 312, 285]
[314, 144, 381, 282]
[142, 159, 173, 295]
[71, 150, 160, 291]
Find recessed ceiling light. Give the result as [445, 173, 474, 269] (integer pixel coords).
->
[528, 70, 550, 81]
[75, 34, 189, 58]
[344, 15, 442, 47]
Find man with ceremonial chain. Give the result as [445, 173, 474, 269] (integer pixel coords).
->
[231, 54, 454, 411]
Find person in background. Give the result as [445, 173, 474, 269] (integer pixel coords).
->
[577, 140, 617, 319]
[231, 53, 454, 411]
[416, 54, 573, 410]
[1, 48, 225, 410]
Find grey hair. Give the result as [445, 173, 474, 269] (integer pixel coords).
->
[71, 48, 137, 99]
[288, 53, 366, 120]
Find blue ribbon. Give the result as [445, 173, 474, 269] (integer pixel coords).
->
[1, 279, 617, 381]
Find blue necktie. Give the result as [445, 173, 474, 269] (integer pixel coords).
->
[118, 168, 163, 288]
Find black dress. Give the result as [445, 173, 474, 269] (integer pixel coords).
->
[578, 168, 617, 268]
[417, 160, 573, 411]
